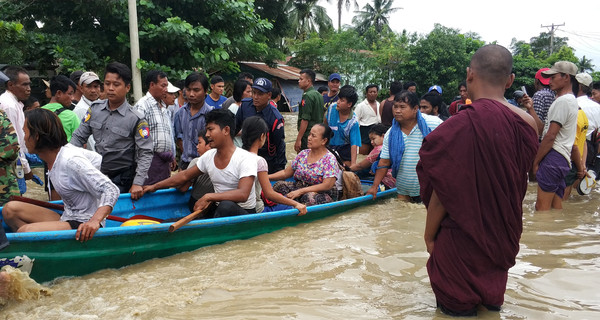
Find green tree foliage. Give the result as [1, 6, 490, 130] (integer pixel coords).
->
[285, 0, 333, 41]
[402, 25, 484, 102]
[512, 42, 548, 94]
[530, 32, 569, 56]
[288, 29, 367, 76]
[0, 21, 26, 65]
[352, 0, 401, 35]
[0, 0, 278, 79]
[578, 56, 595, 73]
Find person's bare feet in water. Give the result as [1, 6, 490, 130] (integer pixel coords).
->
[0, 271, 11, 299]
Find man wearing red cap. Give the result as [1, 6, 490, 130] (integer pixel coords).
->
[532, 67, 556, 125]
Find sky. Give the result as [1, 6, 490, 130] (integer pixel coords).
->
[322, 0, 600, 71]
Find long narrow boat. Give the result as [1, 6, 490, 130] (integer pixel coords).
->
[0, 184, 396, 283]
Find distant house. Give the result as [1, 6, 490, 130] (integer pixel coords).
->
[237, 61, 327, 112]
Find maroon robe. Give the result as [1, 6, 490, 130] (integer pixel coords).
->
[417, 99, 538, 312]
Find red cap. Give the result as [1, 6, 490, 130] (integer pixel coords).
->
[535, 68, 550, 86]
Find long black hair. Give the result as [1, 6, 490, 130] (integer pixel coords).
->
[241, 116, 268, 150]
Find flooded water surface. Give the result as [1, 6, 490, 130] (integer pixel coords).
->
[1, 113, 599, 319]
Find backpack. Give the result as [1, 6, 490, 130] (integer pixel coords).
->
[341, 170, 363, 200]
[328, 147, 363, 200]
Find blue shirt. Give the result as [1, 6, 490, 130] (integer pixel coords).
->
[173, 102, 214, 163]
[326, 104, 361, 147]
[236, 98, 287, 173]
[205, 95, 227, 109]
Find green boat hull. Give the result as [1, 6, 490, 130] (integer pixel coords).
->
[0, 187, 396, 283]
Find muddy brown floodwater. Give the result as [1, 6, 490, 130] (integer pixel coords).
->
[2, 113, 599, 319]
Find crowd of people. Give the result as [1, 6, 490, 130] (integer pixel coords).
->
[1, 43, 600, 314]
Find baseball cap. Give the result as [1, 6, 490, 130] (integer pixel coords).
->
[70, 70, 84, 84]
[79, 71, 101, 85]
[428, 85, 442, 94]
[513, 90, 525, 100]
[328, 73, 341, 82]
[252, 77, 272, 93]
[541, 61, 578, 78]
[535, 68, 550, 85]
[575, 73, 593, 87]
[167, 81, 180, 93]
[42, 79, 50, 88]
[0, 71, 8, 83]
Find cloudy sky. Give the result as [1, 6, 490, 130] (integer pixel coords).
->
[322, 0, 600, 71]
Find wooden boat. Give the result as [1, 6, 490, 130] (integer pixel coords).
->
[0, 185, 396, 283]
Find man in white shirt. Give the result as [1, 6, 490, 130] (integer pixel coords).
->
[575, 73, 600, 171]
[533, 61, 580, 210]
[354, 84, 381, 155]
[73, 71, 102, 152]
[73, 72, 102, 119]
[0, 66, 33, 181]
[143, 108, 257, 218]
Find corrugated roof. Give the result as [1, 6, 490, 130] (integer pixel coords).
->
[239, 61, 327, 82]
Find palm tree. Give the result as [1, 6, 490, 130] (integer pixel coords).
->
[578, 55, 595, 73]
[286, 0, 333, 40]
[335, 0, 358, 31]
[352, 0, 402, 35]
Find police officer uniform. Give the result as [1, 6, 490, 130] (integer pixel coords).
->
[70, 100, 154, 192]
[236, 97, 286, 174]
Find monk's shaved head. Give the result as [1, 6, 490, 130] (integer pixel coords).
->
[469, 44, 513, 86]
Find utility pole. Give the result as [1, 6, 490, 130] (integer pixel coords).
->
[128, 0, 143, 102]
[541, 23, 565, 55]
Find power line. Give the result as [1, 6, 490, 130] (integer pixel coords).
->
[541, 22, 565, 54]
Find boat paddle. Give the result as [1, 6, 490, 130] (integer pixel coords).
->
[8, 195, 162, 223]
[168, 202, 214, 233]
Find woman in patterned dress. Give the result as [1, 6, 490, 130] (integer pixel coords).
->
[269, 123, 341, 205]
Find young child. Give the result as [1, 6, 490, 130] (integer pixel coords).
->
[325, 85, 361, 167]
[177, 129, 214, 212]
[241, 116, 307, 215]
[350, 124, 396, 189]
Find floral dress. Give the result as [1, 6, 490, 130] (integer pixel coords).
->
[273, 149, 340, 205]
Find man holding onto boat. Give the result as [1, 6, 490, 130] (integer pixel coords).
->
[366, 90, 442, 203]
[70, 62, 153, 200]
[417, 44, 539, 316]
[143, 108, 257, 218]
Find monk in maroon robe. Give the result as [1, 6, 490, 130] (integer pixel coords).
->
[417, 45, 539, 316]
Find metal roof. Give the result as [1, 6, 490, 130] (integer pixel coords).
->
[238, 61, 327, 82]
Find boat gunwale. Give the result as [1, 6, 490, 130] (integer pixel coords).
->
[3, 187, 396, 242]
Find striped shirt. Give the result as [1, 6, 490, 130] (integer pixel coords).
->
[533, 88, 556, 124]
[134, 92, 175, 153]
[380, 115, 442, 196]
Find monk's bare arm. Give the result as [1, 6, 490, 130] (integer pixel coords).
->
[424, 190, 446, 254]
